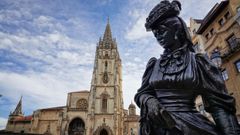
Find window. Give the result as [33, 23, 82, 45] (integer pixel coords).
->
[218, 18, 225, 26]
[224, 11, 231, 19]
[222, 69, 229, 81]
[105, 42, 110, 48]
[105, 61, 108, 70]
[102, 98, 107, 112]
[205, 33, 210, 40]
[235, 60, 240, 73]
[226, 34, 237, 49]
[101, 91, 109, 112]
[104, 52, 109, 59]
[210, 28, 215, 35]
[76, 99, 88, 111]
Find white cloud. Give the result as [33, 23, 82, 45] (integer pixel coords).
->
[123, 0, 158, 41]
[0, 10, 96, 117]
[125, 16, 152, 40]
[0, 71, 92, 111]
[0, 30, 95, 67]
[0, 72, 67, 106]
[34, 15, 52, 27]
[33, 15, 66, 33]
[134, 57, 141, 62]
[97, 0, 112, 5]
[0, 117, 7, 130]
[0, 10, 22, 24]
[124, 0, 220, 41]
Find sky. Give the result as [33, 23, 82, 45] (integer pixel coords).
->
[0, 0, 220, 129]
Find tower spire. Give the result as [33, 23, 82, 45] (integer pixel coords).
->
[107, 16, 110, 24]
[11, 96, 23, 116]
[103, 17, 113, 42]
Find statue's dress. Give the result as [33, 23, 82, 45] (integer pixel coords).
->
[135, 45, 237, 135]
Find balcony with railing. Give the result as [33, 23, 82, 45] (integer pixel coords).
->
[220, 38, 240, 60]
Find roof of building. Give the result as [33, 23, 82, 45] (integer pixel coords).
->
[68, 90, 90, 94]
[13, 115, 32, 122]
[129, 102, 136, 108]
[103, 18, 113, 42]
[39, 106, 66, 111]
[11, 97, 23, 116]
[124, 115, 140, 122]
[197, 0, 229, 34]
[193, 19, 203, 24]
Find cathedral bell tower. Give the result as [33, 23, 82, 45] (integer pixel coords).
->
[6, 97, 24, 130]
[87, 19, 124, 135]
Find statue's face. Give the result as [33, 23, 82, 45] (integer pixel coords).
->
[152, 17, 182, 49]
[152, 25, 176, 49]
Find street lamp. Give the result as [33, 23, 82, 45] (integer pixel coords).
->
[210, 49, 222, 68]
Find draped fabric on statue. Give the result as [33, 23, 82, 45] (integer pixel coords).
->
[134, 46, 237, 135]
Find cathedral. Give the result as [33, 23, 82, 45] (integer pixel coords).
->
[3, 21, 140, 135]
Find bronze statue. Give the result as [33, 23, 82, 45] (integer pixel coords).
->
[134, 0, 240, 135]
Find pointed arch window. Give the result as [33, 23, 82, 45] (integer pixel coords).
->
[105, 41, 110, 49]
[102, 98, 107, 113]
[105, 61, 108, 70]
[103, 61, 109, 84]
[104, 52, 109, 59]
[101, 91, 109, 113]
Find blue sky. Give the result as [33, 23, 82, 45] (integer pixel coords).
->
[0, 0, 220, 129]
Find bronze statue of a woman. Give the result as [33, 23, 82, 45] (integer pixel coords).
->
[134, 0, 240, 135]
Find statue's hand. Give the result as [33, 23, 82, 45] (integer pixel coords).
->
[146, 98, 176, 129]
[146, 98, 164, 124]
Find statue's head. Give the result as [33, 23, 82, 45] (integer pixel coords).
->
[145, 0, 194, 51]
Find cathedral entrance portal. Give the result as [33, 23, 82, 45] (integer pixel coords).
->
[93, 123, 113, 135]
[100, 129, 108, 135]
[68, 118, 85, 135]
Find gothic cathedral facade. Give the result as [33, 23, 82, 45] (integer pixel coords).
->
[4, 21, 140, 135]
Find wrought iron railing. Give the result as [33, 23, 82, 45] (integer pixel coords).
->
[220, 38, 240, 60]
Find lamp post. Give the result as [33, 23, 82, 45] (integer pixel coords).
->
[210, 49, 222, 68]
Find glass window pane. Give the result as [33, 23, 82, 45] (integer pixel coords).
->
[224, 11, 231, 19]
[222, 69, 228, 81]
[227, 34, 237, 49]
[102, 98, 107, 112]
[218, 18, 225, 26]
[235, 60, 240, 73]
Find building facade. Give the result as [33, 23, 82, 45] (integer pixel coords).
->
[189, 18, 205, 53]
[190, 0, 240, 120]
[4, 21, 140, 135]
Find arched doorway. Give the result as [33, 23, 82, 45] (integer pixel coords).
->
[93, 123, 113, 135]
[68, 118, 85, 135]
[100, 129, 108, 135]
